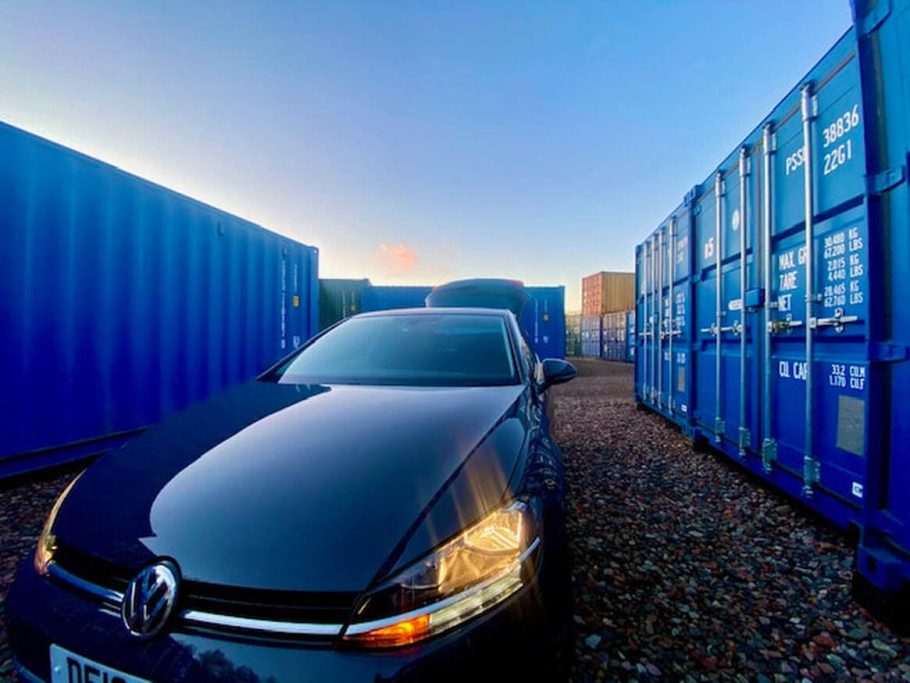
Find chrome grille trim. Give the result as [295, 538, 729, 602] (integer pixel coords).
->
[47, 562, 344, 637]
[181, 610, 343, 636]
[48, 562, 123, 606]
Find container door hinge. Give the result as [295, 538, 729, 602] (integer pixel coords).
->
[868, 164, 906, 194]
[802, 457, 820, 498]
[737, 427, 750, 458]
[714, 417, 725, 442]
[761, 439, 777, 473]
[855, 0, 891, 36]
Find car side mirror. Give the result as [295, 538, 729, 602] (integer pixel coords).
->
[540, 358, 577, 390]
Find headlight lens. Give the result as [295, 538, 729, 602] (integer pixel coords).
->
[345, 501, 539, 647]
[34, 473, 81, 575]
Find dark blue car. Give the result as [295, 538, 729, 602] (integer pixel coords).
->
[8, 283, 576, 682]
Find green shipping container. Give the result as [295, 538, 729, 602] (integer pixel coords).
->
[319, 279, 370, 330]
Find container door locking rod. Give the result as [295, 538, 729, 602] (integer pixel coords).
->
[714, 171, 725, 442]
[738, 147, 750, 458]
[801, 83, 820, 498]
[761, 124, 778, 472]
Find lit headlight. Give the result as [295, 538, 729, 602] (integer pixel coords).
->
[344, 501, 539, 648]
[34, 474, 81, 575]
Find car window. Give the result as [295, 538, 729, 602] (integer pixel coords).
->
[265, 314, 519, 387]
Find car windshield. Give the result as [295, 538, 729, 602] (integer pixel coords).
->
[264, 313, 519, 386]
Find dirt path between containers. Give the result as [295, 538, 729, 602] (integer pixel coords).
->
[553, 358, 910, 682]
[1, 362, 908, 681]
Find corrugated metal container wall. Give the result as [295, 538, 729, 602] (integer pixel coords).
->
[601, 310, 630, 362]
[635, 0, 910, 602]
[582, 271, 635, 315]
[319, 278, 369, 330]
[580, 315, 603, 358]
[522, 286, 566, 359]
[0, 123, 319, 477]
[565, 314, 582, 357]
[361, 285, 433, 312]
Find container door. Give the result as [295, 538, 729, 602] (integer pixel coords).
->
[642, 234, 660, 404]
[693, 183, 723, 439]
[668, 208, 694, 420]
[635, 245, 645, 397]
[764, 39, 869, 509]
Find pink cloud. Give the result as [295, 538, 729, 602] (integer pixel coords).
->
[379, 242, 419, 275]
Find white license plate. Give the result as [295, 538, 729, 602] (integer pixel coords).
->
[50, 644, 149, 683]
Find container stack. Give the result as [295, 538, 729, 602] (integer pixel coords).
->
[579, 271, 635, 358]
[582, 271, 635, 316]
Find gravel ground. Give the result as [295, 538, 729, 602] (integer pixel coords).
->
[554, 358, 910, 682]
[0, 360, 908, 682]
[1, 466, 79, 680]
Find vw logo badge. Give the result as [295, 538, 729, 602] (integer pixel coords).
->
[121, 560, 180, 638]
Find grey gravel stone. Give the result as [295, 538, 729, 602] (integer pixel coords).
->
[585, 634, 603, 650]
[552, 359, 910, 682]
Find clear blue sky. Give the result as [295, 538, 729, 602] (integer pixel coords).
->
[0, 1, 852, 310]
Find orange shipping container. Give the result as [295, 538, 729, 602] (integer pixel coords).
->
[581, 271, 634, 315]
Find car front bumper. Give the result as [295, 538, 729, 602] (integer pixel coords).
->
[7, 560, 554, 683]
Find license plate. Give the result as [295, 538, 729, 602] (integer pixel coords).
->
[50, 644, 149, 683]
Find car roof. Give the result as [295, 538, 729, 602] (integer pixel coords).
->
[354, 307, 513, 319]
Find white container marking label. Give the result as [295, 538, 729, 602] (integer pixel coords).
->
[676, 235, 689, 265]
[778, 360, 807, 381]
[728, 299, 742, 311]
[822, 104, 861, 176]
[851, 482, 864, 499]
[828, 364, 866, 391]
[822, 226, 865, 309]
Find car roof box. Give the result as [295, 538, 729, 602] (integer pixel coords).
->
[425, 279, 529, 316]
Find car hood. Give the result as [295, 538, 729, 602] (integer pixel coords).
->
[54, 381, 526, 593]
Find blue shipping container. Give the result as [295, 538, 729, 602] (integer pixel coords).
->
[0, 123, 319, 477]
[634, 0, 910, 601]
[601, 310, 629, 362]
[361, 283, 566, 359]
[361, 285, 433, 312]
[580, 315, 602, 358]
[522, 286, 566, 360]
